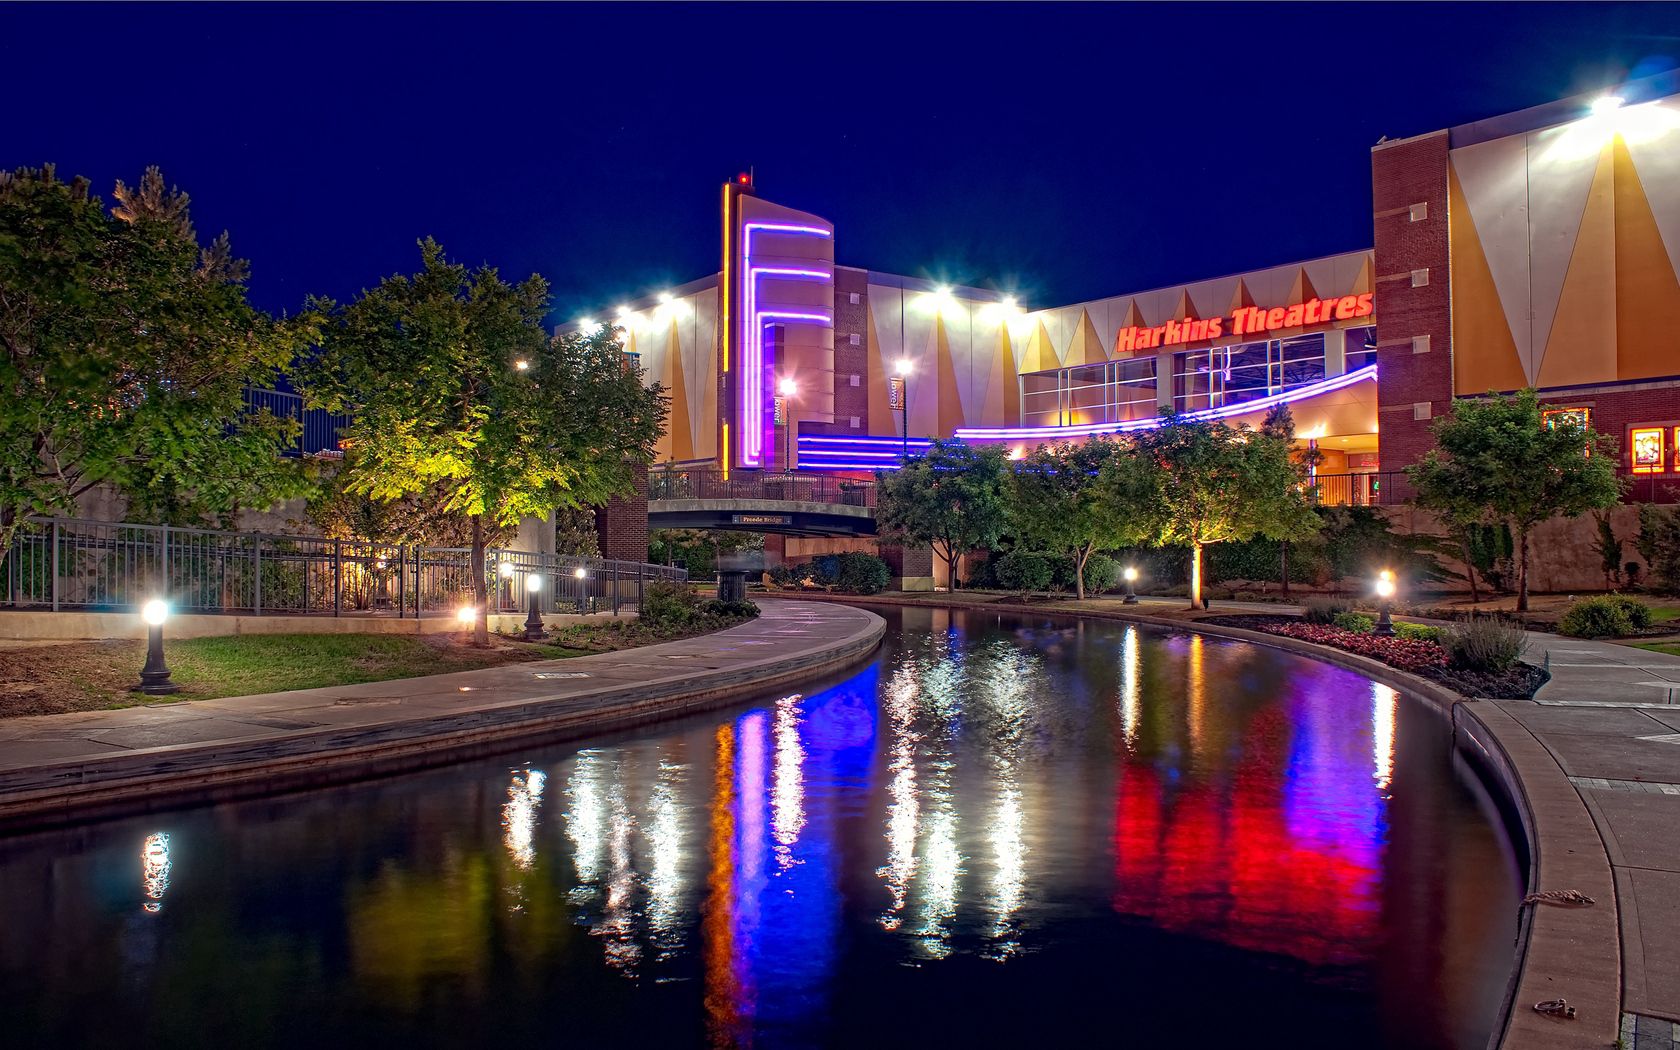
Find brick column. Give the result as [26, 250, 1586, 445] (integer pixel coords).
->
[1371, 130, 1453, 473]
[879, 542, 934, 592]
[594, 463, 649, 562]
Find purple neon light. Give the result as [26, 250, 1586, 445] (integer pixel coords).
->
[738, 222, 832, 467]
[953, 364, 1379, 441]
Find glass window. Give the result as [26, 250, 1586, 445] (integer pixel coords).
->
[1278, 335, 1326, 390]
[1345, 326, 1377, 372]
[1631, 427, 1665, 474]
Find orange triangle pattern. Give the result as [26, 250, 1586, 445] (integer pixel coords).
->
[1448, 163, 1528, 394]
[665, 325, 694, 461]
[1612, 136, 1680, 380]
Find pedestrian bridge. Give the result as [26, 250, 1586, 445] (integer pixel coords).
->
[647, 470, 877, 537]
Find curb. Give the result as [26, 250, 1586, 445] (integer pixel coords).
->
[767, 592, 1620, 1050]
[0, 605, 886, 835]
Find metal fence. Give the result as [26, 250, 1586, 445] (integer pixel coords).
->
[3, 518, 686, 617]
[1307, 471, 1414, 507]
[242, 388, 352, 459]
[650, 468, 877, 508]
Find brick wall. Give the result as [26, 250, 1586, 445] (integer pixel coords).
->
[593, 462, 650, 562]
[805, 269, 870, 439]
[1371, 131, 1453, 470]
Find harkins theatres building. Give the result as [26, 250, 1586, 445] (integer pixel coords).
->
[581, 72, 1680, 586]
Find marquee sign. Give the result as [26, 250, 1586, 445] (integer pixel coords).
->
[1115, 293, 1374, 353]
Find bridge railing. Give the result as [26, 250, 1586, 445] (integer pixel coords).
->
[649, 469, 877, 509]
[2, 517, 686, 617]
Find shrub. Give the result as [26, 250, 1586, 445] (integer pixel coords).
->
[964, 551, 1001, 589]
[1304, 596, 1354, 624]
[995, 550, 1054, 593]
[1333, 611, 1375, 633]
[766, 564, 793, 586]
[1557, 594, 1652, 638]
[835, 552, 891, 595]
[700, 598, 760, 619]
[1637, 504, 1680, 593]
[641, 578, 702, 630]
[1083, 553, 1120, 594]
[1444, 616, 1528, 671]
[808, 555, 841, 587]
[1395, 622, 1446, 643]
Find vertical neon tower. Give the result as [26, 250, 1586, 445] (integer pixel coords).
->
[718, 175, 833, 472]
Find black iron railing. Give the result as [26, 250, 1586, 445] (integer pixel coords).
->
[1307, 471, 1413, 507]
[2, 517, 685, 617]
[650, 469, 877, 509]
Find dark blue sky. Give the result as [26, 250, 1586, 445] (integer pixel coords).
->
[7, 3, 1678, 323]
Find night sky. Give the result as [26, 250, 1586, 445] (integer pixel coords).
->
[7, 3, 1678, 323]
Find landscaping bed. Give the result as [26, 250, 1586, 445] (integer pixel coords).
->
[1201, 614, 1551, 700]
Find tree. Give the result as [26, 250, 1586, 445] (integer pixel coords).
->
[1104, 412, 1319, 610]
[875, 438, 1009, 588]
[306, 240, 666, 645]
[0, 164, 313, 551]
[1010, 438, 1150, 599]
[1408, 389, 1621, 612]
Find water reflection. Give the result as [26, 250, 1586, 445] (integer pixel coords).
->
[140, 832, 170, 913]
[0, 610, 1521, 1050]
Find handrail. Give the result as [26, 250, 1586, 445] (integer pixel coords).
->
[650, 468, 877, 509]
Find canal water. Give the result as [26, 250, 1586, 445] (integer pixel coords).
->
[0, 608, 1522, 1049]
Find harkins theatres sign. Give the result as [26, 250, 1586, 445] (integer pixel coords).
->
[1115, 293, 1374, 353]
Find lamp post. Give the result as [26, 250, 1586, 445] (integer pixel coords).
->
[134, 599, 180, 695]
[777, 377, 798, 473]
[1374, 569, 1397, 636]
[498, 559, 514, 613]
[574, 565, 589, 614]
[895, 357, 913, 459]
[1123, 566, 1139, 605]
[522, 573, 546, 641]
[456, 605, 477, 639]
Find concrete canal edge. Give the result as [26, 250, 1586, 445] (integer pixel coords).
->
[0, 603, 885, 834]
[771, 592, 1620, 1050]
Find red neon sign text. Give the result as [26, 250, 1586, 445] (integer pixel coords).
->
[1116, 293, 1374, 354]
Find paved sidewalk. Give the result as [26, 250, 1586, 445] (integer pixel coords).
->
[0, 600, 883, 828]
[1501, 630, 1680, 1039]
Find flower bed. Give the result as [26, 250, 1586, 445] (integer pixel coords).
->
[1262, 622, 1448, 673]
[1200, 614, 1549, 699]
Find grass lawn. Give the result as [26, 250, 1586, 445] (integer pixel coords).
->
[1631, 642, 1680, 657]
[0, 633, 593, 719]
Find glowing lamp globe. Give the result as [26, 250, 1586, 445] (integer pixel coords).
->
[141, 599, 170, 626]
[573, 567, 588, 580]
[526, 574, 542, 593]
[456, 606, 477, 626]
[499, 561, 515, 580]
[1124, 567, 1139, 583]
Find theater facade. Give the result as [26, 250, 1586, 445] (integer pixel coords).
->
[579, 72, 1680, 571]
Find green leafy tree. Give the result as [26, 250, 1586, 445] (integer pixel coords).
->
[1104, 412, 1319, 610]
[1408, 389, 1621, 612]
[1010, 438, 1147, 599]
[0, 164, 313, 550]
[875, 438, 1010, 589]
[1592, 510, 1623, 590]
[306, 240, 667, 644]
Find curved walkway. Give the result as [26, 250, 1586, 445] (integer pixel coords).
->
[0, 600, 883, 833]
[767, 591, 1677, 1050]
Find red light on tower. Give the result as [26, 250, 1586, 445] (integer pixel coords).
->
[737, 172, 751, 186]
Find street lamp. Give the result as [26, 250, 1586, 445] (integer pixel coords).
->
[134, 599, 180, 694]
[777, 377, 798, 472]
[456, 605, 477, 638]
[1123, 566, 1139, 605]
[1374, 569, 1397, 636]
[894, 357, 913, 459]
[522, 573, 546, 641]
[573, 565, 589, 614]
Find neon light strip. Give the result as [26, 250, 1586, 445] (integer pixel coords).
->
[953, 364, 1378, 440]
[738, 222, 831, 468]
[800, 436, 935, 445]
